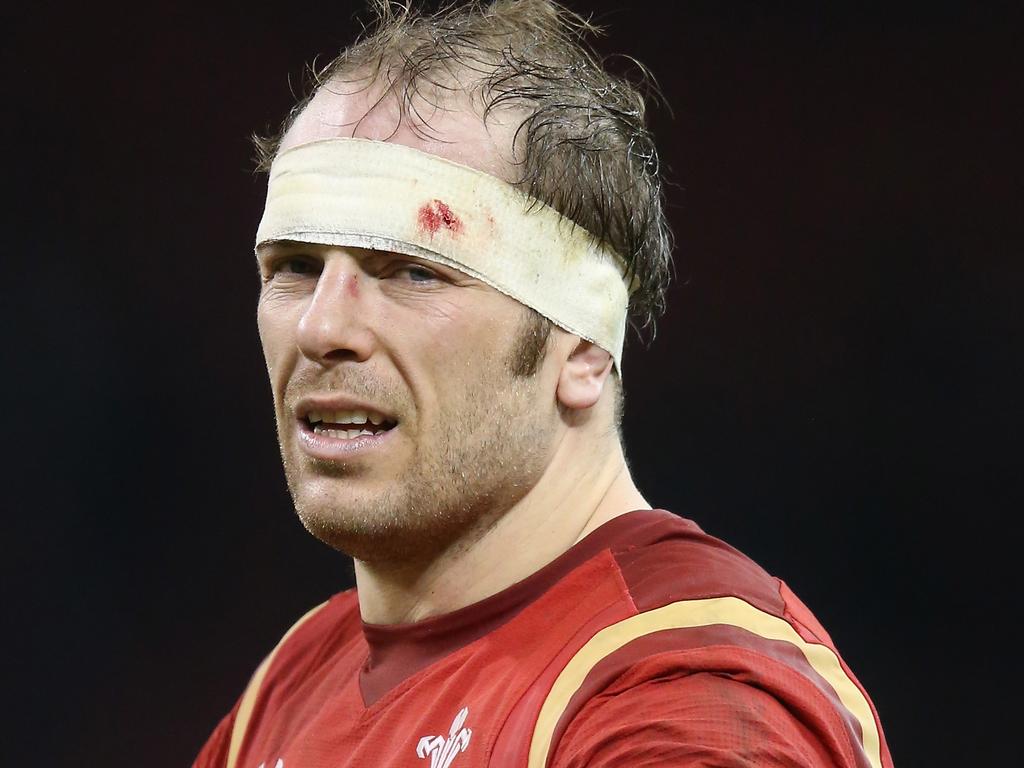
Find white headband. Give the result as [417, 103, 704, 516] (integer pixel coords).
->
[256, 138, 629, 368]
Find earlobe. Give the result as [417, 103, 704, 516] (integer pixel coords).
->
[556, 340, 614, 410]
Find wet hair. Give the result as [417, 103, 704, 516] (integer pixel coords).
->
[254, 0, 673, 338]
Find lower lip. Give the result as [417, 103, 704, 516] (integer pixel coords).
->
[296, 421, 397, 460]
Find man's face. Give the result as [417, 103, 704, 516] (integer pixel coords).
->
[256, 83, 560, 564]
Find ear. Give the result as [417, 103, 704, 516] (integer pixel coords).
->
[556, 339, 614, 410]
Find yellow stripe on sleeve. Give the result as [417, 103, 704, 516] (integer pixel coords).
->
[225, 601, 328, 768]
[527, 596, 881, 768]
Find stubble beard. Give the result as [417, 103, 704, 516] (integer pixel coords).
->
[278, 346, 556, 567]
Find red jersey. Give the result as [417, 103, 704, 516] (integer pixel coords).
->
[195, 510, 893, 768]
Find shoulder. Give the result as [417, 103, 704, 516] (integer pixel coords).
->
[534, 510, 890, 768]
[235, 592, 362, 755]
[601, 511, 838, 654]
[606, 509, 787, 617]
[193, 590, 361, 768]
[256, 589, 362, 695]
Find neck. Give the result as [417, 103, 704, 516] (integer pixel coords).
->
[354, 435, 649, 625]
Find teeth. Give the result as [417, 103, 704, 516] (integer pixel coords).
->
[310, 408, 389, 426]
[313, 425, 379, 440]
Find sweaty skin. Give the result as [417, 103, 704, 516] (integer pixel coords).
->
[259, 77, 649, 625]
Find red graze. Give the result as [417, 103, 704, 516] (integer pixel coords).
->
[417, 199, 463, 236]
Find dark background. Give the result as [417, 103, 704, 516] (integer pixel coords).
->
[6, 1, 1020, 765]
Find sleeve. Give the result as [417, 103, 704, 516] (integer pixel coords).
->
[190, 600, 334, 768]
[192, 696, 241, 768]
[549, 671, 845, 768]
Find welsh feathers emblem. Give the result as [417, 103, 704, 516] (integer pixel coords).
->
[416, 706, 472, 768]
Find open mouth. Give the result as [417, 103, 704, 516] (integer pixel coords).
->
[303, 408, 398, 440]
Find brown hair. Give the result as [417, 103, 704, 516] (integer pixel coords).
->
[254, 0, 673, 338]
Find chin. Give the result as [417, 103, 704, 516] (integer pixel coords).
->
[290, 485, 505, 566]
[295, 506, 447, 564]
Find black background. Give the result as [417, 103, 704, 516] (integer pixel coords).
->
[6, 1, 1020, 765]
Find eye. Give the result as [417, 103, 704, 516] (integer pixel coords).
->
[265, 256, 320, 281]
[279, 257, 318, 274]
[391, 263, 439, 283]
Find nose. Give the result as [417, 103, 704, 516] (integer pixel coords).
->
[295, 254, 375, 365]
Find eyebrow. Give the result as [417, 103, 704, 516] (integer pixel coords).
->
[256, 241, 422, 268]
[257, 239, 313, 254]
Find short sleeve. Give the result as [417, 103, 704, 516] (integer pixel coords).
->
[550, 671, 841, 768]
[192, 696, 241, 768]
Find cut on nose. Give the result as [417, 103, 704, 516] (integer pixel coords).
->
[295, 269, 375, 364]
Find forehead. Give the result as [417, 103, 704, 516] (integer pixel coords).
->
[279, 75, 520, 182]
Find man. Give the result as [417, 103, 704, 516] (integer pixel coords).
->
[197, 1, 893, 766]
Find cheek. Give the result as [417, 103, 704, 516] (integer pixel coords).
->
[376, 299, 466, 364]
[408, 297, 519, 356]
[427, 321, 507, 378]
[376, 303, 508, 422]
[257, 297, 299, 378]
